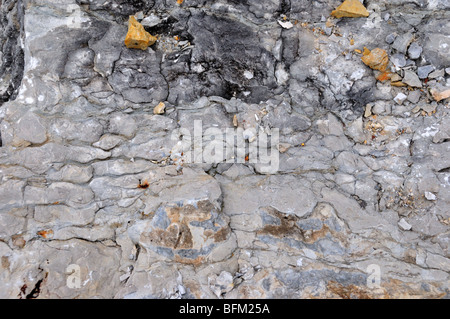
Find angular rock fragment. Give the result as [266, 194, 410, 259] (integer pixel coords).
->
[361, 48, 389, 72]
[428, 69, 445, 79]
[124, 16, 157, 50]
[398, 218, 412, 231]
[392, 32, 415, 54]
[407, 90, 421, 104]
[331, 0, 370, 18]
[431, 88, 450, 102]
[391, 54, 407, 68]
[385, 33, 397, 44]
[417, 65, 435, 79]
[153, 102, 166, 115]
[408, 42, 422, 59]
[424, 191, 437, 201]
[394, 93, 407, 105]
[141, 15, 162, 27]
[402, 70, 422, 88]
[278, 20, 294, 29]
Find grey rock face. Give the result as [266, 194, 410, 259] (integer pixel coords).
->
[0, 0, 24, 106]
[0, 0, 448, 300]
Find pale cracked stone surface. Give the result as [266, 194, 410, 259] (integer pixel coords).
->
[0, 0, 449, 299]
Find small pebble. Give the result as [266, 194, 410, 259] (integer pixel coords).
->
[428, 69, 445, 79]
[398, 218, 412, 231]
[385, 33, 397, 44]
[417, 65, 435, 79]
[402, 69, 422, 88]
[394, 92, 408, 105]
[408, 42, 422, 59]
[364, 103, 373, 117]
[391, 54, 407, 68]
[424, 191, 437, 201]
[407, 90, 421, 104]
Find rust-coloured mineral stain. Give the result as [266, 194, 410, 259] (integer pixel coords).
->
[327, 281, 372, 299]
[124, 16, 157, 50]
[138, 179, 150, 189]
[376, 71, 392, 82]
[213, 226, 230, 242]
[37, 230, 53, 239]
[174, 255, 205, 266]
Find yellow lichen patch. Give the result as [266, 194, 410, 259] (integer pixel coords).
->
[331, 0, 370, 18]
[124, 16, 157, 50]
[361, 48, 389, 72]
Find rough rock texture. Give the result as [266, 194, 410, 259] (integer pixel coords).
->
[0, 0, 449, 299]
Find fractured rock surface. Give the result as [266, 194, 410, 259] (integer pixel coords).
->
[0, 0, 449, 299]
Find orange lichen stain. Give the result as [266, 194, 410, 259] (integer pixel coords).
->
[138, 179, 150, 189]
[177, 0, 184, 4]
[361, 48, 389, 72]
[52, 201, 60, 205]
[331, 0, 370, 18]
[350, 38, 355, 45]
[376, 71, 392, 82]
[174, 35, 180, 41]
[124, 16, 157, 50]
[37, 230, 53, 239]
[354, 49, 362, 54]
